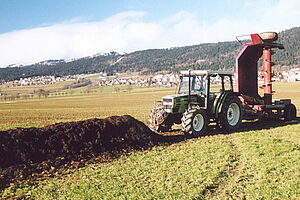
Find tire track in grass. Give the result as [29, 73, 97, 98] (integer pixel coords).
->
[210, 135, 246, 199]
[212, 121, 300, 199]
[216, 128, 300, 199]
[194, 135, 243, 199]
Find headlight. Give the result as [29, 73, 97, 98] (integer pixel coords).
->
[162, 98, 173, 106]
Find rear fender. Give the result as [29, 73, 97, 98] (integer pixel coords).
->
[213, 92, 239, 118]
[212, 92, 226, 118]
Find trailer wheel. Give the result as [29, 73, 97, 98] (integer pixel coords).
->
[284, 104, 296, 121]
[219, 96, 243, 130]
[181, 109, 208, 137]
[149, 105, 172, 132]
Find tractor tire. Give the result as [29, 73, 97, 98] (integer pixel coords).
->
[149, 105, 172, 132]
[284, 104, 296, 121]
[258, 32, 278, 42]
[181, 108, 208, 137]
[218, 96, 243, 131]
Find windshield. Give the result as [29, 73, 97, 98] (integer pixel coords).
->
[178, 75, 206, 94]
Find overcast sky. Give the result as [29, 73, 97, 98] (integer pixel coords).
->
[0, 0, 299, 67]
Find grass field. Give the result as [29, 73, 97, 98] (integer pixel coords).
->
[0, 81, 300, 199]
[0, 84, 174, 130]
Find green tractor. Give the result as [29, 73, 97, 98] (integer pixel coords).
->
[149, 70, 243, 137]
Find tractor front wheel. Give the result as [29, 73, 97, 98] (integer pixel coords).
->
[149, 105, 172, 132]
[219, 96, 243, 130]
[181, 109, 208, 137]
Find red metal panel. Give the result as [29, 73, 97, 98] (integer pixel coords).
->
[250, 34, 263, 45]
[235, 46, 247, 92]
[235, 45, 263, 99]
[236, 33, 263, 46]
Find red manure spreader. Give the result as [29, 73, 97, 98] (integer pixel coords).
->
[236, 32, 296, 121]
[149, 32, 297, 137]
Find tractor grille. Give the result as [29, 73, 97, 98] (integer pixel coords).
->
[163, 98, 173, 113]
[164, 105, 172, 109]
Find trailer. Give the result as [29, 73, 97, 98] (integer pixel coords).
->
[236, 32, 296, 121]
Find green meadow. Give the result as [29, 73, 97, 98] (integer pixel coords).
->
[0, 81, 300, 199]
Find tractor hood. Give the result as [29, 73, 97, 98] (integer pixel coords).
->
[161, 94, 197, 113]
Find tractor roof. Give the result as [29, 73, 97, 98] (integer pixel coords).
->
[180, 70, 233, 76]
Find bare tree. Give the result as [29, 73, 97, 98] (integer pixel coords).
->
[114, 86, 120, 93]
[127, 85, 132, 93]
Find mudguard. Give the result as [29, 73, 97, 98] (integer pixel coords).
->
[212, 92, 240, 118]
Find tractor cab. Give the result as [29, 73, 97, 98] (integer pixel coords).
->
[178, 73, 206, 95]
[178, 70, 233, 94]
[178, 70, 234, 109]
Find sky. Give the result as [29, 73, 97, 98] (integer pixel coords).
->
[0, 0, 299, 67]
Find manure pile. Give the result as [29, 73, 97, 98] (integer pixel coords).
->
[0, 115, 172, 188]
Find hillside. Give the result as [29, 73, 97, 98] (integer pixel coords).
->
[0, 26, 299, 81]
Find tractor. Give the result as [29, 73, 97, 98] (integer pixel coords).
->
[149, 32, 297, 136]
[149, 70, 243, 136]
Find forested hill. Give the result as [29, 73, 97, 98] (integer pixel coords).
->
[0, 26, 299, 81]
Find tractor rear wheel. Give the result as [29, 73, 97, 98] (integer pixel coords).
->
[284, 104, 296, 121]
[218, 96, 243, 130]
[181, 108, 208, 137]
[149, 105, 172, 132]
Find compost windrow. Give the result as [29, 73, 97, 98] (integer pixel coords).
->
[0, 115, 168, 188]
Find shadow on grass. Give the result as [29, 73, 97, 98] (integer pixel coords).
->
[220, 117, 300, 135]
[159, 117, 300, 142]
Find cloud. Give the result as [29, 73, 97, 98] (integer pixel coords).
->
[158, 11, 207, 47]
[262, 0, 300, 31]
[0, 11, 161, 67]
[0, 0, 299, 67]
[242, 0, 300, 32]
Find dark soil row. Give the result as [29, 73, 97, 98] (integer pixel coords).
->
[0, 115, 174, 189]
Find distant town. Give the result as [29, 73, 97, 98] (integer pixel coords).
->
[2, 68, 300, 89]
